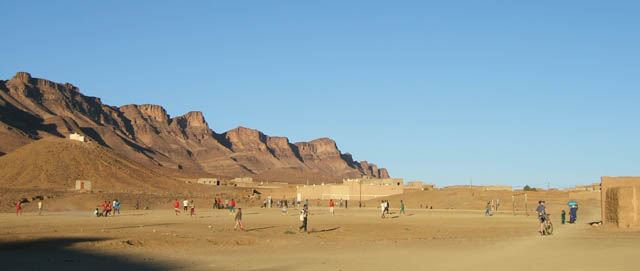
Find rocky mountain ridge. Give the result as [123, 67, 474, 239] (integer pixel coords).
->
[0, 72, 389, 183]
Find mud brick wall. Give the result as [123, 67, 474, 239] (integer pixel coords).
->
[601, 176, 640, 226]
[605, 186, 640, 227]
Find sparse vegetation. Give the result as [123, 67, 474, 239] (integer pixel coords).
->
[523, 185, 537, 192]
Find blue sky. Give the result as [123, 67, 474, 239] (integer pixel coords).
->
[2, 1, 639, 188]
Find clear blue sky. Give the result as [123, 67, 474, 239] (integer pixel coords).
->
[2, 1, 639, 188]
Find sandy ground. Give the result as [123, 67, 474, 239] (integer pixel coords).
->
[2, 199, 640, 271]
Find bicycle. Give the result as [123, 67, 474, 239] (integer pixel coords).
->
[541, 214, 553, 236]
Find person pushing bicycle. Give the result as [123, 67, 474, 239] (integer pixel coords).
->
[536, 200, 549, 235]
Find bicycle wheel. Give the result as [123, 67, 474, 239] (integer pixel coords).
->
[545, 222, 553, 235]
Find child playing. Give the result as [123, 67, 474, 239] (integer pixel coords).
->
[174, 199, 180, 215]
[190, 200, 196, 217]
[113, 199, 121, 215]
[234, 208, 244, 231]
[16, 200, 22, 216]
[561, 210, 566, 225]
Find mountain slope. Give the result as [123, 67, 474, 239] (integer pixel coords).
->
[0, 138, 183, 192]
[0, 72, 390, 183]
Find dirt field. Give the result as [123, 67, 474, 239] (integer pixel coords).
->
[2, 195, 640, 271]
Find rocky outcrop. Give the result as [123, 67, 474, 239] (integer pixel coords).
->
[378, 168, 390, 179]
[0, 72, 390, 182]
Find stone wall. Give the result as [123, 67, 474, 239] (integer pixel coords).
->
[69, 133, 85, 142]
[197, 178, 219, 185]
[405, 181, 424, 190]
[442, 185, 512, 191]
[75, 180, 92, 191]
[601, 176, 640, 226]
[297, 181, 404, 201]
[230, 177, 253, 184]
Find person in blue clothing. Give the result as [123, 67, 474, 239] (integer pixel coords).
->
[569, 205, 578, 223]
[113, 199, 121, 215]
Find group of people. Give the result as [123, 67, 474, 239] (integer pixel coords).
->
[173, 199, 197, 216]
[537, 200, 580, 235]
[94, 199, 120, 217]
[173, 198, 238, 217]
[379, 200, 406, 218]
[213, 198, 236, 211]
[13, 199, 45, 216]
[561, 205, 579, 224]
[484, 199, 501, 216]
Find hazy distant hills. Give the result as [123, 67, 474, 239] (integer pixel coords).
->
[0, 72, 389, 184]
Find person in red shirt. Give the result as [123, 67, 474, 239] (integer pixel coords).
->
[105, 202, 112, 217]
[218, 199, 222, 210]
[230, 199, 236, 215]
[100, 201, 108, 217]
[16, 200, 22, 216]
[329, 199, 335, 216]
[173, 199, 180, 216]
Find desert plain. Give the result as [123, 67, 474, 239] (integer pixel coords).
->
[2, 189, 640, 271]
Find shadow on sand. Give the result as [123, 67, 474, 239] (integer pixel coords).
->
[0, 237, 177, 271]
[310, 227, 341, 233]
[245, 226, 277, 232]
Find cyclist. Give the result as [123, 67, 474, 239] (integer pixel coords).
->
[536, 200, 548, 235]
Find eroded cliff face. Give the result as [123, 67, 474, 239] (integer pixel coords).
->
[0, 72, 390, 182]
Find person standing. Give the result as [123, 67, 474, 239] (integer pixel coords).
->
[173, 199, 180, 216]
[105, 201, 112, 217]
[381, 200, 386, 219]
[230, 199, 236, 215]
[299, 205, 309, 232]
[183, 199, 189, 212]
[329, 199, 335, 216]
[234, 208, 244, 231]
[536, 200, 548, 235]
[385, 200, 390, 214]
[101, 201, 109, 217]
[400, 200, 405, 215]
[485, 201, 492, 216]
[16, 200, 22, 216]
[561, 210, 566, 225]
[569, 206, 578, 223]
[38, 199, 44, 216]
[113, 199, 121, 215]
[190, 200, 196, 217]
[345, 200, 348, 209]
